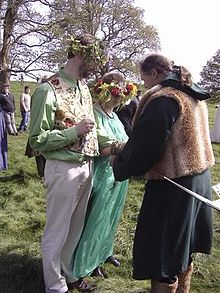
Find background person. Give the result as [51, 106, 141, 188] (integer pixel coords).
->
[18, 85, 31, 132]
[0, 90, 8, 170]
[71, 71, 136, 280]
[24, 79, 48, 178]
[210, 103, 220, 143]
[0, 84, 18, 135]
[113, 53, 214, 293]
[115, 89, 141, 137]
[24, 141, 46, 178]
[28, 33, 107, 293]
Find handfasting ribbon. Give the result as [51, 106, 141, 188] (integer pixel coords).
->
[163, 176, 220, 212]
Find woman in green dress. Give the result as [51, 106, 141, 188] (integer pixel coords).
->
[71, 71, 137, 280]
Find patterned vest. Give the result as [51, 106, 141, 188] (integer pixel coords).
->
[48, 75, 99, 157]
[137, 86, 215, 180]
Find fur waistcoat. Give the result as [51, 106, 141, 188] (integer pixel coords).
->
[133, 85, 215, 180]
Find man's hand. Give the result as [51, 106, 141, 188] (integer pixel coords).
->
[75, 119, 95, 137]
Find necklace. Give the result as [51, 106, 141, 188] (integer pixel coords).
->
[101, 105, 114, 119]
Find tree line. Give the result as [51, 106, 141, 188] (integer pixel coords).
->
[199, 49, 220, 96]
[0, 0, 219, 94]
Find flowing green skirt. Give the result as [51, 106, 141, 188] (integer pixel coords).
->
[72, 155, 129, 279]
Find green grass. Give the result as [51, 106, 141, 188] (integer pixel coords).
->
[0, 81, 220, 292]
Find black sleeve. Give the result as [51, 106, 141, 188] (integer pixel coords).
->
[13, 95, 16, 108]
[113, 96, 179, 181]
[1, 95, 6, 110]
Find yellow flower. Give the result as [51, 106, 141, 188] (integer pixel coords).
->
[91, 80, 138, 105]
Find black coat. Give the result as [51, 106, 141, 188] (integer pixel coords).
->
[115, 98, 139, 137]
[113, 81, 213, 281]
[0, 93, 15, 112]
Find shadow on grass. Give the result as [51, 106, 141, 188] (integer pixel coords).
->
[0, 171, 43, 183]
[0, 253, 44, 293]
[0, 173, 26, 183]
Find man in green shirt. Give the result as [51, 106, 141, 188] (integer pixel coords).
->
[29, 34, 107, 293]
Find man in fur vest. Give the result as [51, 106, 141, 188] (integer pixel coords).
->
[113, 53, 214, 293]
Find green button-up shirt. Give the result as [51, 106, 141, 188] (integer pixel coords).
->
[29, 69, 99, 163]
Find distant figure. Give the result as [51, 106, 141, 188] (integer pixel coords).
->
[18, 85, 31, 132]
[115, 89, 142, 136]
[20, 74, 24, 83]
[0, 90, 8, 170]
[40, 75, 48, 83]
[24, 80, 47, 177]
[0, 84, 18, 136]
[210, 104, 220, 143]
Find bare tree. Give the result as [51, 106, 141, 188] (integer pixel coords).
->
[0, 0, 54, 84]
[0, 0, 21, 83]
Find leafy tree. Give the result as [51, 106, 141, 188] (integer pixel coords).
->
[0, 0, 160, 85]
[42, 0, 161, 79]
[199, 49, 220, 94]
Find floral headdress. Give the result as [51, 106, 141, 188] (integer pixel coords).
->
[68, 35, 107, 67]
[91, 79, 138, 106]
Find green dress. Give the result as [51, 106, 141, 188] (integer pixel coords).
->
[71, 106, 129, 279]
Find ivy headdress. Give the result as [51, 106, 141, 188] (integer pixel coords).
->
[67, 34, 107, 67]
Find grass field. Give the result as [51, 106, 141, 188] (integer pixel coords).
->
[0, 81, 220, 293]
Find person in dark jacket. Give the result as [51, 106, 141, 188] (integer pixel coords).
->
[115, 90, 142, 137]
[0, 84, 18, 135]
[113, 53, 214, 293]
[0, 91, 7, 169]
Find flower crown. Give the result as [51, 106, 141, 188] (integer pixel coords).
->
[68, 36, 107, 67]
[91, 79, 138, 106]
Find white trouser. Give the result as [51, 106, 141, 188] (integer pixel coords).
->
[42, 159, 93, 293]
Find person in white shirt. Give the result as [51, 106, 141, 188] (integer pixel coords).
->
[18, 85, 31, 132]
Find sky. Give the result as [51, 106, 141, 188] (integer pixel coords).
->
[135, 0, 220, 82]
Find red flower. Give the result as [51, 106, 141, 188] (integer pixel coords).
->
[64, 118, 75, 127]
[123, 89, 130, 96]
[126, 83, 133, 91]
[93, 79, 104, 93]
[94, 85, 102, 93]
[51, 78, 60, 86]
[111, 86, 121, 96]
[97, 79, 104, 85]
